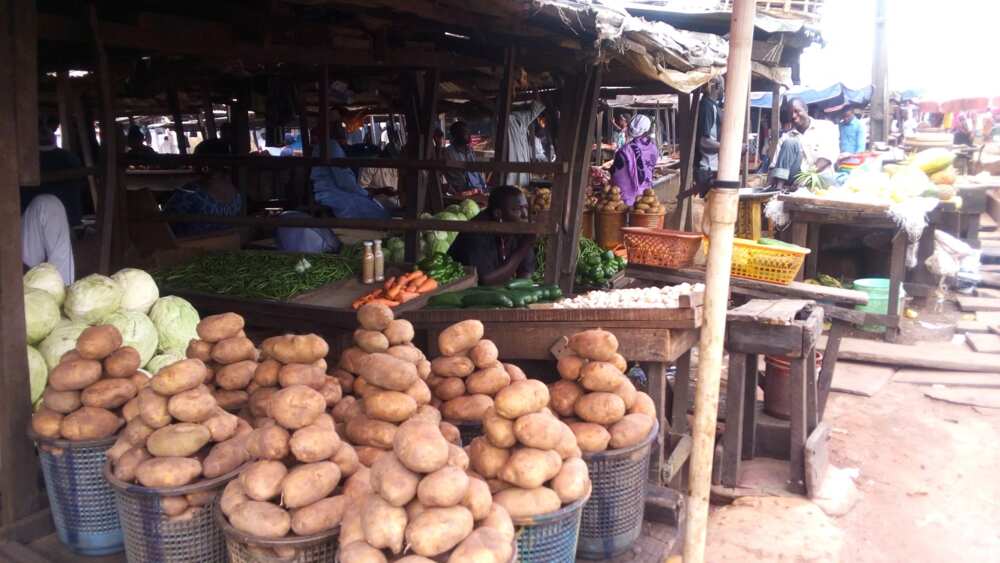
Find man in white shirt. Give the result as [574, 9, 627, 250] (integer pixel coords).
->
[769, 97, 839, 192]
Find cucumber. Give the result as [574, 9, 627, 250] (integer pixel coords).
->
[506, 278, 535, 290]
[461, 292, 514, 309]
[757, 237, 806, 251]
[426, 292, 465, 309]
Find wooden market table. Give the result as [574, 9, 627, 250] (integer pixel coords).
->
[403, 302, 703, 488]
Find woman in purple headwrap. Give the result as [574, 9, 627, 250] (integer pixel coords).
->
[610, 114, 659, 206]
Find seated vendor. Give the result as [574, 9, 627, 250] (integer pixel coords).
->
[449, 185, 535, 286]
[769, 97, 839, 192]
[311, 122, 389, 219]
[163, 140, 242, 237]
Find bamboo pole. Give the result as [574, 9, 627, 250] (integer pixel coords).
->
[682, 0, 755, 561]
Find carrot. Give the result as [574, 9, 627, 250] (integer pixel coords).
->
[383, 276, 396, 290]
[371, 298, 400, 307]
[400, 270, 422, 284]
[386, 284, 403, 300]
[398, 291, 420, 303]
[409, 272, 428, 286]
[416, 277, 439, 292]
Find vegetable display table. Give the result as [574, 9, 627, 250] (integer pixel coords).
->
[404, 302, 702, 488]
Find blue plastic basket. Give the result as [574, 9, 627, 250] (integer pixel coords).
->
[512, 492, 588, 563]
[32, 432, 124, 556]
[577, 421, 659, 560]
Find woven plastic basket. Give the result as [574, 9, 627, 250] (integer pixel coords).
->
[622, 227, 703, 269]
[595, 211, 627, 250]
[730, 238, 810, 285]
[215, 504, 338, 562]
[581, 210, 595, 240]
[511, 492, 589, 563]
[104, 461, 245, 563]
[31, 431, 123, 556]
[627, 211, 665, 229]
[577, 422, 659, 560]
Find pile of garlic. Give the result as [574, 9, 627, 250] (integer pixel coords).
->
[551, 284, 704, 309]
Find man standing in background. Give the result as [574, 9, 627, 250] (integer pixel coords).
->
[694, 75, 724, 196]
[838, 106, 866, 155]
[503, 100, 546, 187]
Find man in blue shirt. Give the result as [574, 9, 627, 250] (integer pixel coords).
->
[310, 123, 389, 219]
[838, 107, 865, 155]
[443, 121, 487, 194]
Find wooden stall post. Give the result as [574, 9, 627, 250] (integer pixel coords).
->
[543, 72, 585, 286]
[670, 91, 700, 230]
[90, 2, 119, 273]
[420, 69, 442, 212]
[56, 71, 76, 154]
[318, 66, 329, 166]
[204, 96, 217, 139]
[683, 1, 755, 561]
[71, 93, 100, 213]
[12, 0, 38, 187]
[167, 86, 188, 154]
[769, 83, 781, 162]
[494, 47, 515, 167]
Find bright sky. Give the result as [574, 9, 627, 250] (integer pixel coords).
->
[799, 0, 1000, 100]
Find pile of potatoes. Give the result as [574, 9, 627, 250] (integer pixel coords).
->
[339, 418, 517, 563]
[31, 324, 140, 443]
[597, 186, 628, 213]
[470, 379, 592, 522]
[426, 320, 528, 426]
[630, 188, 666, 215]
[550, 329, 657, 453]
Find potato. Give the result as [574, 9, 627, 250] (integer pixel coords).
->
[122, 417, 154, 446]
[229, 500, 290, 538]
[246, 425, 290, 460]
[552, 457, 590, 503]
[213, 360, 255, 391]
[513, 412, 564, 450]
[161, 495, 189, 517]
[466, 366, 511, 396]
[75, 325, 122, 360]
[278, 363, 324, 390]
[433, 377, 466, 401]
[611, 353, 627, 373]
[353, 376, 379, 399]
[185, 490, 217, 507]
[483, 407, 516, 449]
[405, 379, 431, 406]
[439, 421, 460, 445]
[354, 329, 389, 354]
[333, 443, 361, 476]
[31, 409, 63, 438]
[371, 453, 420, 507]
[339, 541, 387, 563]
[556, 355, 586, 381]
[241, 460, 288, 501]
[203, 408, 239, 442]
[614, 377, 638, 410]
[579, 361, 626, 392]
[261, 334, 328, 364]
[249, 387, 278, 419]
[196, 312, 244, 343]
[609, 413, 655, 449]
[549, 380, 583, 418]
[438, 320, 484, 357]
[568, 422, 611, 453]
[213, 389, 249, 412]
[107, 437, 132, 463]
[48, 359, 102, 391]
[468, 437, 510, 479]
[358, 302, 394, 331]
[113, 447, 150, 482]
[574, 392, 626, 425]
[383, 319, 414, 345]
[463, 476, 492, 520]
[394, 419, 450, 474]
[554, 422, 582, 460]
[447, 443, 469, 470]
[568, 329, 618, 361]
[480, 503, 515, 541]
[494, 380, 549, 419]
[356, 353, 418, 391]
[136, 387, 169, 429]
[494, 486, 561, 519]
[235, 417, 254, 439]
[499, 448, 561, 488]
[360, 391, 415, 424]
[122, 397, 140, 422]
[286, 421, 338, 464]
[431, 356, 475, 378]
[332, 396, 361, 423]
[447, 527, 513, 563]
[291, 495, 348, 536]
[485, 479, 511, 495]
[220, 479, 248, 516]
[417, 465, 469, 508]
[362, 494, 407, 554]
[146, 423, 211, 457]
[346, 415, 397, 449]
[630, 391, 656, 417]
[267, 385, 325, 430]
[253, 359, 280, 387]
[386, 345, 423, 364]
[60, 350, 83, 364]
[406, 506, 474, 557]
[167, 384, 217, 422]
[186, 339, 213, 363]
[416, 360, 432, 380]
[467, 339, 499, 369]
[130, 372, 150, 391]
[442, 394, 493, 423]
[332, 367, 354, 390]
[104, 346, 141, 378]
[211, 336, 257, 365]
[150, 359, 208, 396]
[398, 555, 435, 563]
[500, 364, 524, 383]
[42, 387, 81, 414]
[338, 347, 368, 374]
[60, 407, 121, 440]
[402, 405, 437, 425]
[343, 467, 373, 501]
[203, 437, 249, 478]
[135, 457, 202, 488]
[282, 461, 341, 508]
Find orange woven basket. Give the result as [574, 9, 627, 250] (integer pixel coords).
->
[622, 227, 703, 269]
[627, 212, 665, 229]
[581, 210, 595, 240]
[596, 211, 627, 250]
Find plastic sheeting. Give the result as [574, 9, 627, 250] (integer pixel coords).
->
[750, 83, 873, 109]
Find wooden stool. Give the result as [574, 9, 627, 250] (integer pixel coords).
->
[720, 299, 823, 493]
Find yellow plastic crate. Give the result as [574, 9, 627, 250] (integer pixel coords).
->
[730, 238, 810, 285]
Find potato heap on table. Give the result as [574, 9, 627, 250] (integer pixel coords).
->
[338, 418, 517, 563]
[31, 324, 138, 443]
[550, 329, 657, 453]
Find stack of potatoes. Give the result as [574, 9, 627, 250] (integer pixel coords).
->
[338, 418, 518, 563]
[468, 379, 592, 522]
[31, 325, 141, 443]
[630, 188, 666, 215]
[426, 319, 529, 427]
[597, 186, 628, 213]
[549, 329, 657, 453]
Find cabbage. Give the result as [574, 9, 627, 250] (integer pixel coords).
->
[24, 288, 60, 345]
[27, 345, 47, 408]
[23, 263, 66, 306]
[38, 319, 88, 369]
[64, 274, 123, 325]
[459, 199, 480, 219]
[112, 268, 160, 314]
[145, 352, 185, 375]
[434, 211, 464, 222]
[148, 296, 200, 354]
[105, 310, 159, 367]
[430, 239, 452, 255]
[444, 204, 463, 216]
